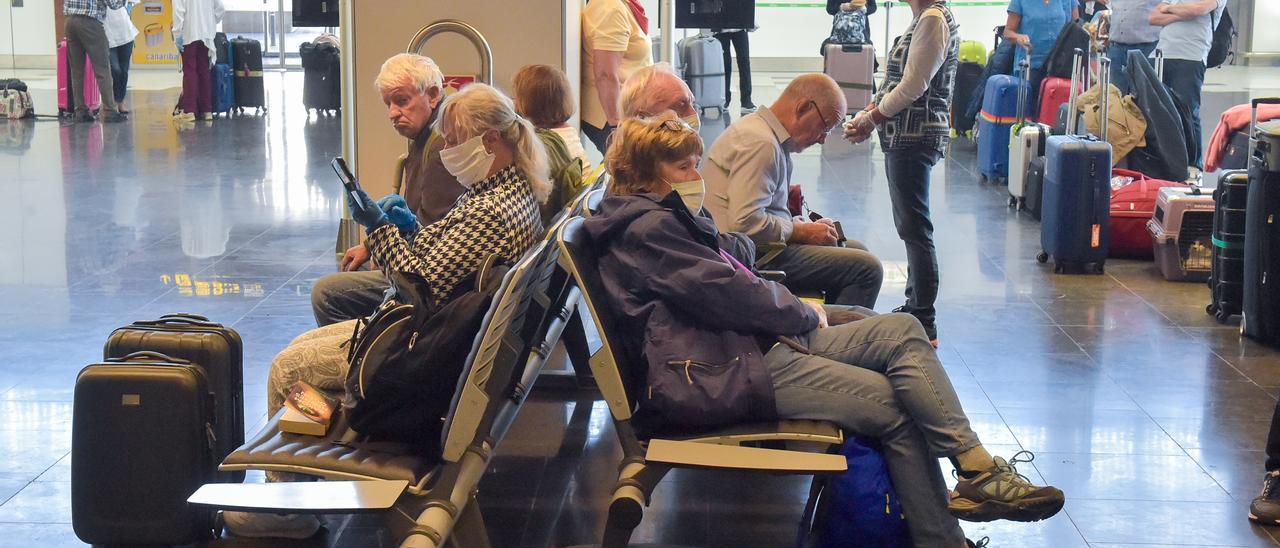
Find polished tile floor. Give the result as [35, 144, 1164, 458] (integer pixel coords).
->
[2, 67, 1280, 547]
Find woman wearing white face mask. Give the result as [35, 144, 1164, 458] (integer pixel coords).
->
[225, 83, 550, 540]
[583, 112, 1064, 548]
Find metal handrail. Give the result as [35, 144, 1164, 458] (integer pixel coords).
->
[406, 19, 494, 84]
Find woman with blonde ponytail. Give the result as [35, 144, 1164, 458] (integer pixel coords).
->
[224, 84, 548, 541]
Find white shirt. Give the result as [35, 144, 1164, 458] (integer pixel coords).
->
[172, 0, 225, 48]
[550, 126, 591, 170]
[1155, 0, 1226, 63]
[103, 4, 138, 49]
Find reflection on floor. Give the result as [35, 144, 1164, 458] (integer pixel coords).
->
[2, 69, 1280, 547]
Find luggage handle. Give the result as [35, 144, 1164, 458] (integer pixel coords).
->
[1066, 48, 1084, 136]
[1098, 56, 1111, 143]
[162, 312, 212, 322]
[1249, 98, 1280, 169]
[1016, 58, 1030, 125]
[840, 44, 864, 53]
[1154, 49, 1164, 81]
[135, 315, 218, 328]
[107, 351, 193, 365]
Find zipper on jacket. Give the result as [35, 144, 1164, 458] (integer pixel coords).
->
[665, 357, 741, 385]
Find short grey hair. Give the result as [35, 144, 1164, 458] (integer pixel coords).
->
[374, 53, 444, 96]
[618, 62, 680, 118]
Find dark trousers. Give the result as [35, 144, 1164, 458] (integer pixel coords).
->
[715, 30, 752, 108]
[109, 41, 134, 105]
[884, 143, 943, 331]
[581, 122, 615, 156]
[180, 40, 212, 115]
[64, 14, 120, 115]
[1268, 399, 1280, 472]
[1162, 58, 1206, 169]
[1107, 41, 1157, 95]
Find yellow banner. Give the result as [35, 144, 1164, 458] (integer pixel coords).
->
[132, 0, 180, 65]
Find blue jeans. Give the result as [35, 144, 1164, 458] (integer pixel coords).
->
[884, 144, 943, 334]
[758, 240, 884, 308]
[108, 41, 133, 105]
[766, 312, 980, 547]
[1162, 58, 1206, 169]
[1107, 41, 1156, 96]
[310, 269, 390, 326]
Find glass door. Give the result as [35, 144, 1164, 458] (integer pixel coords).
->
[222, 0, 278, 64]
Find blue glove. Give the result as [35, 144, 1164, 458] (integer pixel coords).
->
[376, 194, 408, 212]
[385, 205, 418, 239]
[346, 187, 388, 232]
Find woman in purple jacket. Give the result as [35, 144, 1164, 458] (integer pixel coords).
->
[583, 113, 1065, 548]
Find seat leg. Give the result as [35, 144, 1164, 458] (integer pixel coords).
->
[445, 495, 490, 548]
[602, 462, 669, 548]
[561, 311, 596, 387]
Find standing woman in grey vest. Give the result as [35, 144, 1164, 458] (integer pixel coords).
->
[843, 0, 958, 347]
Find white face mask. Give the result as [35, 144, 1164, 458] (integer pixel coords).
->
[439, 134, 496, 189]
[668, 178, 706, 214]
[682, 113, 701, 131]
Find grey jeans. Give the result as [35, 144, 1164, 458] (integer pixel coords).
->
[765, 312, 980, 547]
[64, 14, 119, 115]
[310, 270, 390, 326]
[759, 240, 884, 307]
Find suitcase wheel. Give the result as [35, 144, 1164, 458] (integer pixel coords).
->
[1008, 195, 1017, 208]
[1036, 251, 1049, 264]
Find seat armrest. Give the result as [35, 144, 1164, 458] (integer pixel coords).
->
[645, 439, 846, 474]
[187, 480, 409, 514]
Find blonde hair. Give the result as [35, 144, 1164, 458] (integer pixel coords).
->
[618, 62, 679, 118]
[512, 64, 575, 129]
[374, 53, 444, 96]
[438, 83, 552, 203]
[606, 112, 704, 196]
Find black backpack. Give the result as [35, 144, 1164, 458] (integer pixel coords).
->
[342, 257, 509, 457]
[1206, 7, 1234, 69]
[1043, 22, 1090, 79]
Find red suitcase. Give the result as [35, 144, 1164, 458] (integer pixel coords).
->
[1037, 76, 1072, 125]
[1109, 168, 1188, 259]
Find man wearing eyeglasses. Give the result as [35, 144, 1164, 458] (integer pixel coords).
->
[703, 73, 884, 308]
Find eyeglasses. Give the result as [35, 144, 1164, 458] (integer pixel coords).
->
[808, 100, 836, 134]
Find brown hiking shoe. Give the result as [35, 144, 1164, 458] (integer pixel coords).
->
[949, 451, 1065, 522]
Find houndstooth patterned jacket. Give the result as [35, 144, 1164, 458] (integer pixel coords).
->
[366, 165, 543, 307]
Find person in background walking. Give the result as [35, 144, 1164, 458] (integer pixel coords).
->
[581, 0, 654, 154]
[171, 0, 224, 122]
[1106, 0, 1162, 95]
[1149, 0, 1227, 181]
[843, 0, 960, 347]
[713, 27, 757, 115]
[103, 1, 137, 114]
[63, 0, 129, 123]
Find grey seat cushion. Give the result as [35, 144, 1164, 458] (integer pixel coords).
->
[221, 410, 432, 483]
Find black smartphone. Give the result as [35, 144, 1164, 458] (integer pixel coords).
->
[808, 211, 847, 246]
[331, 157, 362, 203]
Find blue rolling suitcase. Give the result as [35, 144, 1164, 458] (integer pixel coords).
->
[1037, 50, 1113, 274]
[976, 74, 1026, 184]
[211, 33, 235, 116]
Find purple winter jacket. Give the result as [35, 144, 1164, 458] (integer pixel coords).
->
[582, 191, 820, 434]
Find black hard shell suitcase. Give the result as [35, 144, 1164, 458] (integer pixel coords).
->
[71, 352, 219, 545]
[300, 41, 341, 113]
[231, 36, 265, 112]
[1243, 100, 1280, 345]
[1024, 155, 1046, 220]
[104, 313, 244, 482]
[1208, 170, 1247, 323]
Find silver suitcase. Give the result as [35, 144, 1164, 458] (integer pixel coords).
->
[678, 33, 726, 114]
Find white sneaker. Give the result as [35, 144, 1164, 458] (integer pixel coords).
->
[172, 111, 195, 123]
[223, 510, 322, 539]
[201, 113, 214, 121]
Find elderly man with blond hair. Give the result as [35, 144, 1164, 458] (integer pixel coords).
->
[702, 73, 884, 308]
[310, 53, 464, 327]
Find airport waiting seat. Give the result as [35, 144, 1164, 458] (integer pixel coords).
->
[189, 236, 574, 548]
[554, 217, 848, 547]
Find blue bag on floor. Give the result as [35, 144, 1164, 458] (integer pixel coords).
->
[798, 437, 911, 548]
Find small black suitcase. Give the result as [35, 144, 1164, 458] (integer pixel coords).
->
[1024, 155, 1046, 220]
[104, 313, 245, 481]
[1220, 130, 1251, 171]
[231, 36, 266, 113]
[1209, 170, 1248, 323]
[72, 352, 219, 545]
[1244, 100, 1280, 345]
[300, 41, 341, 113]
